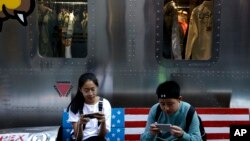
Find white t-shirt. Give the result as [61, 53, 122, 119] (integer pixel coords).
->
[67, 98, 111, 140]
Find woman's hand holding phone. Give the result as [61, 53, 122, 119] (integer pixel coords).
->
[79, 114, 90, 125]
[94, 112, 105, 123]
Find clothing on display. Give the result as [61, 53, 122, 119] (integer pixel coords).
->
[38, 4, 56, 57]
[185, 0, 213, 60]
[163, 0, 192, 60]
[38, 1, 88, 58]
[163, 0, 182, 60]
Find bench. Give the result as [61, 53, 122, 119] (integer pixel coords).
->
[62, 108, 250, 141]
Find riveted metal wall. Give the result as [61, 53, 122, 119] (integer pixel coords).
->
[0, 0, 250, 129]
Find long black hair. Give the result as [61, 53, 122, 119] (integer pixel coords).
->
[67, 73, 99, 114]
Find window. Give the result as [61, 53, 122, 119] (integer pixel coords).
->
[38, 0, 88, 58]
[156, 0, 220, 64]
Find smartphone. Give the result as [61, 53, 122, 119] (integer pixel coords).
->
[84, 113, 104, 119]
[84, 113, 96, 119]
[155, 123, 172, 132]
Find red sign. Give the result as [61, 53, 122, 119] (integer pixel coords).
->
[54, 82, 72, 97]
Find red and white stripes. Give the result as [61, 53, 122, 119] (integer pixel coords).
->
[124, 108, 250, 141]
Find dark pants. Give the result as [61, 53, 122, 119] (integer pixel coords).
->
[84, 136, 106, 141]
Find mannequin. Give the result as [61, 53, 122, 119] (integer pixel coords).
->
[81, 10, 88, 40]
[65, 10, 75, 58]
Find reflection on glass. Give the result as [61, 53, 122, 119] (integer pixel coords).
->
[38, 0, 88, 58]
[162, 0, 213, 60]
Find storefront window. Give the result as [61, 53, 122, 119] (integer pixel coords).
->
[162, 0, 214, 60]
[38, 0, 88, 58]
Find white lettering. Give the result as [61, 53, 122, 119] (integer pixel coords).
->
[241, 129, 247, 136]
[234, 129, 241, 136]
[234, 129, 248, 136]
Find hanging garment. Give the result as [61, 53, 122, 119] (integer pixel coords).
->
[163, 1, 183, 60]
[185, 1, 213, 60]
[38, 5, 55, 57]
